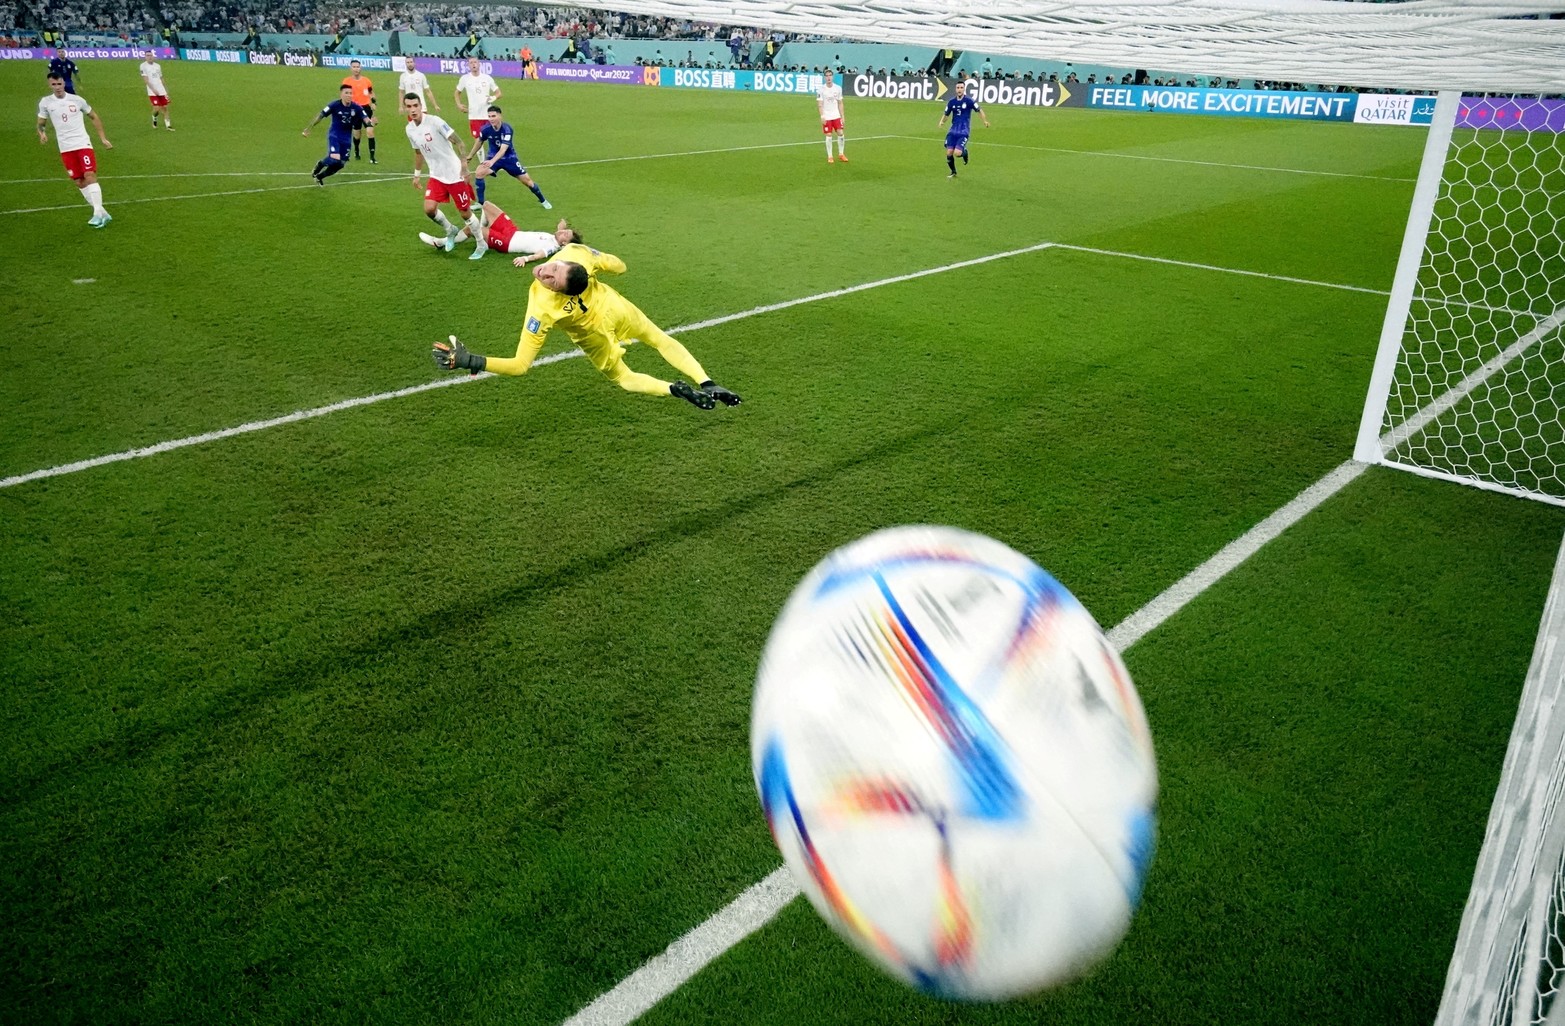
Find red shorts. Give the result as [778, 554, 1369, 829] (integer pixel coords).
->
[425, 178, 474, 214]
[821, 117, 843, 134]
[486, 212, 517, 253]
[469, 119, 485, 138]
[148, 93, 169, 107]
[60, 147, 97, 180]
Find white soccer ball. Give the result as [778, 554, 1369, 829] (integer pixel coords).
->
[752, 525, 1157, 1000]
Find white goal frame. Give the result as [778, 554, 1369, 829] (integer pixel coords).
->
[1351, 91, 1565, 510]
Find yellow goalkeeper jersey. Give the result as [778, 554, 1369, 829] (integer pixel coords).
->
[519, 243, 630, 350]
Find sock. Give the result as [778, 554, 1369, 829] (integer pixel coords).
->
[529, 183, 546, 204]
[962, 147, 969, 164]
[432, 210, 455, 234]
[368, 137, 376, 159]
[354, 139, 361, 158]
[81, 182, 104, 216]
[468, 214, 487, 251]
[320, 160, 344, 179]
[837, 133, 846, 157]
[312, 159, 326, 179]
[824, 135, 834, 158]
[947, 154, 956, 173]
[475, 176, 486, 204]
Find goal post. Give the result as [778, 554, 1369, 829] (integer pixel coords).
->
[1353, 93, 1565, 508]
[1353, 90, 1461, 465]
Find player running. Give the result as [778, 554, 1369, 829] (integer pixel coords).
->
[404, 94, 485, 255]
[938, 80, 990, 178]
[37, 73, 113, 227]
[139, 51, 173, 130]
[465, 105, 550, 209]
[432, 242, 743, 411]
[302, 84, 371, 184]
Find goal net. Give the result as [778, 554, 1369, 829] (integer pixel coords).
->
[1435, 538, 1565, 1026]
[1354, 93, 1565, 508]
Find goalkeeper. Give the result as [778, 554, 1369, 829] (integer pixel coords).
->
[433, 241, 742, 410]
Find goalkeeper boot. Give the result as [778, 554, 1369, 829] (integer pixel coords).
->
[670, 380, 716, 410]
[433, 335, 486, 374]
[699, 380, 742, 406]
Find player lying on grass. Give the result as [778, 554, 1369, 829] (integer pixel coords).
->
[432, 240, 742, 410]
[419, 201, 578, 263]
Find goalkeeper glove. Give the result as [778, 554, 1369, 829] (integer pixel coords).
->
[433, 335, 486, 374]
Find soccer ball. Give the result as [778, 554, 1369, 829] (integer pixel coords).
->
[752, 526, 1157, 1000]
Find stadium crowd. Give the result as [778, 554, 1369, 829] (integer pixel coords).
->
[2, 0, 798, 43]
[0, 0, 1387, 91]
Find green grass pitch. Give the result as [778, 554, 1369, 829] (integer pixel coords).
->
[2, 59, 1562, 1025]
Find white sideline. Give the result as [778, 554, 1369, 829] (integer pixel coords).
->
[561, 457, 1372, 1026]
[1, 244, 1396, 491]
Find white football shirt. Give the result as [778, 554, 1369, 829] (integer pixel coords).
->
[456, 72, 497, 114]
[139, 60, 167, 96]
[406, 113, 463, 183]
[38, 92, 93, 151]
[397, 70, 429, 101]
[817, 81, 843, 120]
[507, 230, 560, 257]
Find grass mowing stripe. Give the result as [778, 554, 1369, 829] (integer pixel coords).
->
[0, 174, 398, 215]
[529, 135, 901, 170]
[0, 138, 905, 216]
[561, 456, 1371, 1026]
[886, 134, 1417, 182]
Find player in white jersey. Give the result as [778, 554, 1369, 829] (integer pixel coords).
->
[816, 72, 846, 163]
[139, 51, 173, 130]
[404, 94, 486, 256]
[453, 56, 500, 139]
[397, 56, 439, 114]
[37, 74, 113, 227]
[420, 202, 579, 262]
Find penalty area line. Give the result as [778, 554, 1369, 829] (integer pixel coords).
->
[560, 458, 1373, 1026]
[0, 244, 1052, 491]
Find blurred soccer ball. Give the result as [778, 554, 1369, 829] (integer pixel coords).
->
[752, 525, 1157, 1000]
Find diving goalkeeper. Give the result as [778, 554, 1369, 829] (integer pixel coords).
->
[432, 242, 742, 410]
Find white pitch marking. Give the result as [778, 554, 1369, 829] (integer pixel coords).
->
[72, 278, 96, 285]
[1053, 242, 1393, 295]
[0, 171, 388, 185]
[0, 175, 396, 216]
